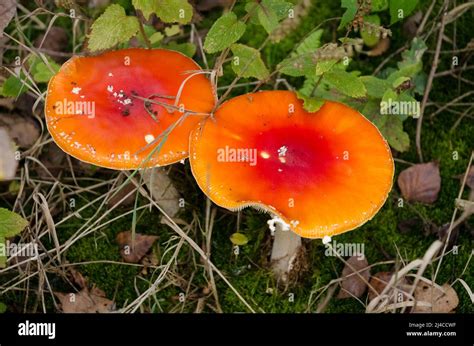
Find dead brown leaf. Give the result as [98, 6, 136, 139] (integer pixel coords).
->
[337, 255, 370, 299]
[0, 0, 16, 36]
[398, 162, 441, 204]
[0, 113, 40, 148]
[0, 128, 17, 180]
[54, 287, 115, 313]
[141, 167, 181, 218]
[413, 282, 459, 313]
[116, 231, 158, 263]
[368, 271, 411, 302]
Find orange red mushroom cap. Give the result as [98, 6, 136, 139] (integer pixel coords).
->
[189, 91, 394, 239]
[45, 48, 216, 170]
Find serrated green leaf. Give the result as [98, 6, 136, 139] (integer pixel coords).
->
[360, 15, 380, 48]
[392, 76, 410, 88]
[204, 12, 246, 54]
[230, 44, 269, 80]
[359, 75, 391, 98]
[296, 91, 325, 112]
[338, 0, 358, 30]
[246, 0, 292, 33]
[163, 42, 196, 57]
[0, 208, 28, 239]
[323, 70, 367, 98]
[374, 115, 410, 152]
[230, 232, 248, 246]
[133, 0, 192, 23]
[389, 0, 419, 24]
[88, 4, 140, 51]
[296, 29, 323, 55]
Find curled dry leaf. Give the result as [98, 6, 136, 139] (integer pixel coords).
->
[116, 231, 158, 263]
[0, 114, 40, 148]
[0, 128, 17, 180]
[413, 282, 459, 313]
[398, 162, 441, 204]
[368, 271, 411, 302]
[337, 255, 370, 299]
[367, 37, 390, 57]
[54, 287, 115, 313]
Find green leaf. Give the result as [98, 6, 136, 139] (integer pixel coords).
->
[0, 75, 28, 97]
[133, 0, 192, 23]
[230, 44, 269, 80]
[374, 115, 410, 152]
[372, 0, 388, 12]
[0, 208, 28, 238]
[323, 70, 367, 98]
[162, 42, 196, 57]
[149, 32, 164, 45]
[296, 91, 326, 112]
[0, 301, 6, 313]
[391, 76, 410, 88]
[360, 15, 380, 48]
[295, 29, 323, 55]
[338, 0, 358, 30]
[164, 24, 180, 37]
[389, 0, 419, 24]
[230, 232, 248, 246]
[246, 0, 292, 33]
[204, 12, 246, 54]
[30, 58, 60, 83]
[88, 4, 140, 51]
[359, 75, 391, 98]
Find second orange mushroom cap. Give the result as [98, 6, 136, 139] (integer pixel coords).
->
[189, 91, 394, 239]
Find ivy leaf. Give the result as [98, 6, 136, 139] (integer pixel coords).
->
[88, 4, 140, 52]
[389, 0, 419, 24]
[338, 0, 358, 30]
[0, 208, 28, 238]
[230, 44, 269, 80]
[296, 91, 326, 112]
[278, 29, 323, 77]
[323, 70, 367, 98]
[133, 0, 193, 23]
[204, 12, 246, 53]
[0, 75, 28, 97]
[359, 76, 391, 98]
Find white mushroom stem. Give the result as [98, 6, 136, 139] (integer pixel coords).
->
[268, 216, 302, 284]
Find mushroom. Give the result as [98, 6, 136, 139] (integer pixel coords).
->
[45, 48, 216, 169]
[189, 91, 394, 283]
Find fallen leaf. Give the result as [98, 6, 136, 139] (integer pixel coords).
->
[398, 162, 441, 204]
[413, 282, 459, 313]
[368, 271, 410, 302]
[141, 167, 181, 218]
[0, 0, 16, 36]
[0, 113, 40, 148]
[337, 255, 370, 299]
[69, 268, 87, 289]
[0, 128, 17, 180]
[54, 287, 115, 313]
[116, 231, 158, 263]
